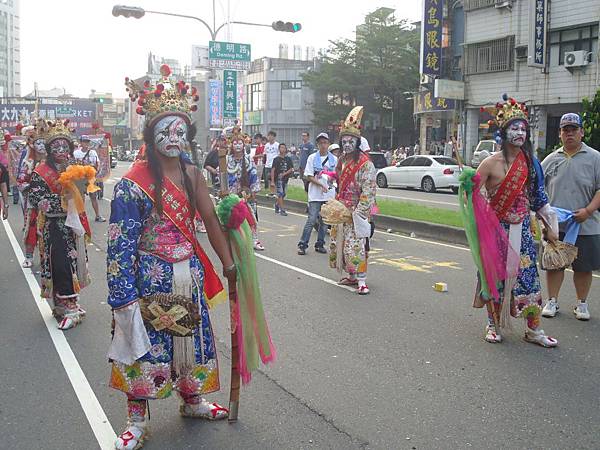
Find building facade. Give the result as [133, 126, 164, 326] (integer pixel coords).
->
[0, 0, 20, 97]
[463, 0, 600, 159]
[242, 57, 317, 147]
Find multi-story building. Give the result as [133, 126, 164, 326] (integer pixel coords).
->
[0, 0, 20, 97]
[463, 0, 600, 158]
[242, 57, 317, 146]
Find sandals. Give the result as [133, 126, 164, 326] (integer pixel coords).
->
[57, 311, 84, 330]
[115, 421, 148, 450]
[524, 328, 558, 348]
[357, 285, 370, 295]
[338, 277, 358, 286]
[179, 399, 229, 420]
[253, 241, 265, 251]
[484, 325, 502, 343]
[22, 258, 33, 268]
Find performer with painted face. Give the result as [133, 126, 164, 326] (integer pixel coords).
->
[460, 94, 559, 347]
[109, 65, 236, 449]
[329, 107, 377, 295]
[17, 118, 48, 268]
[28, 119, 91, 329]
[225, 126, 264, 250]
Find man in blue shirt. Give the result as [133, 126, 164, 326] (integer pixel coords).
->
[298, 131, 315, 192]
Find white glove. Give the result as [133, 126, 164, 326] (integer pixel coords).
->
[107, 302, 151, 365]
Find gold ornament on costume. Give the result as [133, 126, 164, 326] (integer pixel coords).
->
[483, 94, 529, 129]
[45, 119, 76, 144]
[339, 106, 364, 138]
[125, 64, 199, 125]
[31, 117, 49, 141]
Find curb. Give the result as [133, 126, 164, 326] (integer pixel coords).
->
[256, 195, 468, 247]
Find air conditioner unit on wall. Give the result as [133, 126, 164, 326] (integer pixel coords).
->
[495, 0, 512, 9]
[564, 50, 591, 70]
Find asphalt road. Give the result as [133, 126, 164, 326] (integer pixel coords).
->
[287, 178, 459, 210]
[1, 161, 599, 449]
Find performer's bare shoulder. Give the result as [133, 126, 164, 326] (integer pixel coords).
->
[477, 152, 506, 192]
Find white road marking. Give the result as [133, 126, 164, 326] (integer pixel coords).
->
[254, 253, 356, 292]
[1, 219, 117, 449]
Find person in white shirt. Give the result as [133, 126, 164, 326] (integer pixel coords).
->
[263, 130, 279, 196]
[73, 137, 106, 222]
[297, 132, 338, 255]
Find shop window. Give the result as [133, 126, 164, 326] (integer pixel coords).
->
[549, 24, 598, 66]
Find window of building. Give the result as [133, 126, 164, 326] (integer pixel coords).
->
[465, 36, 515, 75]
[464, 0, 496, 11]
[245, 82, 262, 112]
[549, 24, 598, 66]
[327, 93, 355, 107]
[281, 80, 302, 110]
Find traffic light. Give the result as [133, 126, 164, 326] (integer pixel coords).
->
[112, 5, 145, 19]
[93, 97, 105, 104]
[271, 21, 302, 33]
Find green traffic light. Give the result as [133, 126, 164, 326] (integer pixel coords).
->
[293, 23, 301, 32]
[99, 98, 104, 103]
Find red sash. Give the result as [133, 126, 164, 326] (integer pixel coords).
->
[489, 151, 528, 221]
[34, 163, 62, 195]
[338, 153, 370, 198]
[124, 162, 225, 306]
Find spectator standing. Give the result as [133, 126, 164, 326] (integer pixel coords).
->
[298, 131, 315, 192]
[73, 137, 106, 222]
[271, 143, 294, 216]
[264, 130, 279, 195]
[541, 113, 600, 321]
[0, 162, 9, 219]
[253, 133, 265, 183]
[297, 132, 337, 255]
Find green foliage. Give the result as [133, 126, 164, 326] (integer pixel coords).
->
[302, 8, 420, 143]
[581, 89, 600, 151]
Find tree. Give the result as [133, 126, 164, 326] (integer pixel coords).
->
[303, 8, 420, 147]
[581, 89, 600, 151]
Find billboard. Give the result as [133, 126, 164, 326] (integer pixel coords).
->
[420, 0, 444, 78]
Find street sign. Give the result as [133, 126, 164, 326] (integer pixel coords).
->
[209, 41, 251, 70]
[223, 70, 238, 120]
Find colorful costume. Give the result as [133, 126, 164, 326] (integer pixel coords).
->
[329, 107, 377, 294]
[460, 95, 558, 347]
[28, 120, 91, 329]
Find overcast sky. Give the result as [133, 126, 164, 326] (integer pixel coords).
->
[20, 0, 421, 97]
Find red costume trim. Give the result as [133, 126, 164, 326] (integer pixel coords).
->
[489, 151, 528, 221]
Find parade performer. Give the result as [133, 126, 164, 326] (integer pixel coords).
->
[329, 107, 377, 295]
[28, 119, 93, 329]
[459, 94, 559, 347]
[17, 118, 48, 267]
[109, 65, 237, 449]
[225, 126, 264, 250]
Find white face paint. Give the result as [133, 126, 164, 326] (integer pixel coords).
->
[153, 115, 189, 158]
[341, 135, 358, 154]
[506, 120, 527, 147]
[33, 138, 46, 155]
[232, 139, 244, 154]
[49, 138, 71, 163]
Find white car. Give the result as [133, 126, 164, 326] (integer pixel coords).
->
[375, 155, 462, 193]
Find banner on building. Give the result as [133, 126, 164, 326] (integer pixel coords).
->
[529, 0, 548, 68]
[81, 134, 111, 181]
[414, 91, 455, 114]
[223, 70, 238, 120]
[209, 79, 222, 126]
[420, 0, 444, 78]
[0, 99, 97, 135]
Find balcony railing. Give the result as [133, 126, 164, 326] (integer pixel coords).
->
[464, 0, 496, 11]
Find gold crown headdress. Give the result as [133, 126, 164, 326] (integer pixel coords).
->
[125, 65, 199, 126]
[31, 117, 49, 141]
[339, 106, 364, 138]
[483, 93, 528, 129]
[45, 119, 75, 144]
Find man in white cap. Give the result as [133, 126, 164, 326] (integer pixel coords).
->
[542, 113, 600, 320]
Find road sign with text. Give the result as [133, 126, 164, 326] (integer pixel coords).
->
[209, 41, 251, 70]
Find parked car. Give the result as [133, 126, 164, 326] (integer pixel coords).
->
[471, 140, 498, 168]
[368, 151, 388, 170]
[110, 148, 118, 168]
[375, 155, 461, 193]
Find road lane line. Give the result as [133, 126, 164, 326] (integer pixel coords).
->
[254, 253, 356, 292]
[1, 219, 117, 449]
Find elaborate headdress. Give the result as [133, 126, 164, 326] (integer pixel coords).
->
[125, 64, 199, 127]
[484, 93, 528, 130]
[339, 106, 364, 138]
[45, 119, 75, 144]
[30, 117, 49, 142]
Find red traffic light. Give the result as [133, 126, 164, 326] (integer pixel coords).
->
[271, 21, 302, 33]
[112, 5, 145, 19]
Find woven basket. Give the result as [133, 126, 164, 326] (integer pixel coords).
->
[321, 199, 352, 225]
[140, 293, 200, 337]
[540, 240, 578, 271]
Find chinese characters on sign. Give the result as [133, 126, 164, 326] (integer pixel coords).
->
[209, 79, 222, 126]
[420, 0, 444, 77]
[530, 0, 547, 67]
[223, 70, 238, 120]
[209, 41, 251, 70]
[414, 91, 455, 114]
